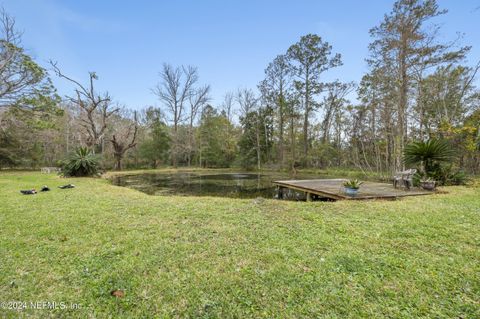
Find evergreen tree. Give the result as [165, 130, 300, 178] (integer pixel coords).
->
[287, 34, 342, 164]
[367, 0, 469, 171]
[238, 106, 274, 170]
[198, 105, 236, 167]
[139, 107, 170, 168]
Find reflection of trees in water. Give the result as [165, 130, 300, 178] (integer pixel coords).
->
[112, 172, 332, 200]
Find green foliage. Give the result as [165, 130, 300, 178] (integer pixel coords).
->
[309, 142, 342, 168]
[0, 36, 58, 107]
[287, 34, 342, 95]
[421, 65, 477, 128]
[29, 142, 44, 169]
[405, 139, 468, 185]
[138, 107, 170, 168]
[0, 9, 62, 168]
[0, 113, 55, 168]
[0, 128, 19, 167]
[444, 170, 468, 186]
[62, 147, 100, 177]
[429, 164, 469, 186]
[286, 34, 342, 164]
[404, 139, 456, 176]
[11, 87, 62, 130]
[238, 107, 274, 169]
[139, 126, 170, 168]
[198, 105, 236, 167]
[342, 179, 363, 189]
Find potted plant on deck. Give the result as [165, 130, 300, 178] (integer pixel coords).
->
[420, 177, 436, 191]
[343, 179, 363, 196]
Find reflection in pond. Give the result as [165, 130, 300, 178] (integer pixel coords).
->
[110, 171, 335, 200]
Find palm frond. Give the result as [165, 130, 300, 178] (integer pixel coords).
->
[404, 139, 456, 175]
[62, 147, 99, 177]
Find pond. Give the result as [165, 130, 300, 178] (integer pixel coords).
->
[110, 171, 338, 200]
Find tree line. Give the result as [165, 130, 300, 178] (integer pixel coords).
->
[1, 0, 479, 176]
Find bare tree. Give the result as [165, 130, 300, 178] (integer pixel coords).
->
[236, 88, 257, 118]
[320, 81, 355, 144]
[186, 85, 210, 166]
[153, 64, 198, 167]
[50, 61, 118, 151]
[110, 110, 138, 170]
[221, 91, 235, 122]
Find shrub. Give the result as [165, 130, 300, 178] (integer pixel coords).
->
[62, 147, 100, 177]
[404, 139, 456, 176]
[430, 164, 469, 186]
[412, 164, 468, 186]
[446, 170, 469, 186]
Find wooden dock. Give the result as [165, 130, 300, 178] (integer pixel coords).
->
[273, 179, 433, 201]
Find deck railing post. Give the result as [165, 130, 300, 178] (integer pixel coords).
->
[277, 186, 284, 199]
[306, 192, 312, 202]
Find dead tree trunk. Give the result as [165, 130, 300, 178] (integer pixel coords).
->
[110, 112, 138, 171]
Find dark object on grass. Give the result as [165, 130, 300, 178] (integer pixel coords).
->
[59, 184, 75, 189]
[40, 185, 50, 192]
[110, 290, 125, 298]
[20, 189, 37, 195]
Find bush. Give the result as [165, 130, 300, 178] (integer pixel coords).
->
[62, 147, 100, 177]
[447, 170, 469, 186]
[430, 164, 469, 186]
[412, 164, 468, 186]
[404, 139, 456, 176]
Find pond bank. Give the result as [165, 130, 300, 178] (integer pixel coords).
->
[106, 168, 386, 200]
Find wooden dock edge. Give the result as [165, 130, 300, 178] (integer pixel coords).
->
[272, 180, 433, 201]
[273, 181, 346, 200]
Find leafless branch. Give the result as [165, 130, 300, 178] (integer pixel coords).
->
[50, 61, 116, 150]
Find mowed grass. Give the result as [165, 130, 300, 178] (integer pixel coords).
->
[0, 171, 479, 318]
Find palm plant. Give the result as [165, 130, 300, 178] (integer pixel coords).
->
[62, 147, 100, 177]
[343, 179, 363, 190]
[404, 139, 456, 176]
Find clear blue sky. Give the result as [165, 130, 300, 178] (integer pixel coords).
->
[2, 0, 479, 109]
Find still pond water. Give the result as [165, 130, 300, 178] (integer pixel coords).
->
[111, 171, 338, 200]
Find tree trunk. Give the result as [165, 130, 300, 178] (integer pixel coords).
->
[188, 117, 194, 167]
[172, 122, 178, 168]
[303, 68, 310, 163]
[256, 116, 261, 170]
[278, 90, 285, 168]
[290, 115, 296, 172]
[115, 156, 122, 171]
[397, 32, 408, 172]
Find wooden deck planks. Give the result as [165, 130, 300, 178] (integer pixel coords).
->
[273, 179, 433, 200]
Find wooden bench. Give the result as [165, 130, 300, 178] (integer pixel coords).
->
[393, 169, 417, 190]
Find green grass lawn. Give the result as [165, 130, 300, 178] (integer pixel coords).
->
[0, 171, 479, 318]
